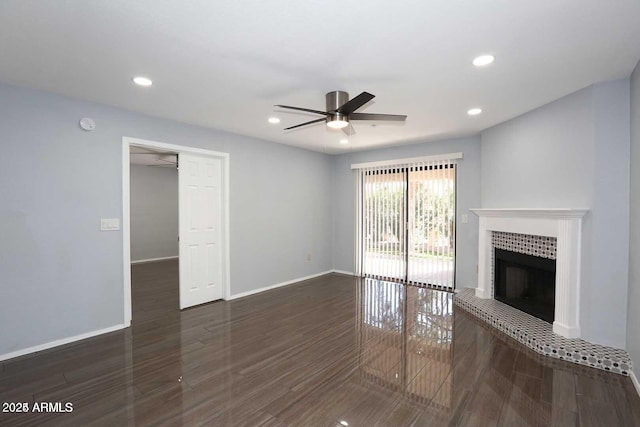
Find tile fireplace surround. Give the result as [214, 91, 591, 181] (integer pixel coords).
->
[472, 208, 588, 338]
[452, 208, 633, 376]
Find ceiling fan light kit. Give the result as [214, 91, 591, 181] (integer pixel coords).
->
[276, 91, 406, 132]
[327, 113, 349, 129]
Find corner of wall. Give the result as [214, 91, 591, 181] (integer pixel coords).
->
[627, 58, 640, 380]
[329, 154, 339, 271]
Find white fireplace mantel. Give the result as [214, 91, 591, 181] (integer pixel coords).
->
[470, 208, 589, 339]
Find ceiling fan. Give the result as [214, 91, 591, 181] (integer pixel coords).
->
[275, 91, 406, 133]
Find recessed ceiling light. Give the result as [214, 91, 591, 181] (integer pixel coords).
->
[472, 55, 495, 67]
[339, 139, 349, 144]
[467, 108, 482, 116]
[268, 117, 280, 124]
[133, 76, 153, 87]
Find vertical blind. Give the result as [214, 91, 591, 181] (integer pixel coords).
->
[354, 155, 458, 289]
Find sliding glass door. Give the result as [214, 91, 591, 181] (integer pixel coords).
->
[407, 164, 455, 288]
[358, 160, 456, 289]
[362, 169, 407, 281]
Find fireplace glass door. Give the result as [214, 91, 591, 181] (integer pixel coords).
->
[494, 248, 556, 323]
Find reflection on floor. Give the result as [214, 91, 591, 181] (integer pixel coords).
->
[0, 262, 639, 426]
[360, 280, 453, 410]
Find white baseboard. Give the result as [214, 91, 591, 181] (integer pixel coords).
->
[331, 269, 355, 276]
[0, 324, 125, 362]
[0, 270, 348, 361]
[227, 270, 333, 300]
[131, 256, 178, 264]
[631, 371, 640, 398]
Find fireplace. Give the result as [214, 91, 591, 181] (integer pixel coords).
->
[454, 208, 633, 376]
[494, 248, 556, 323]
[470, 208, 588, 339]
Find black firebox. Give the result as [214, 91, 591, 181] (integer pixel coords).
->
[494, 248, 556, 323]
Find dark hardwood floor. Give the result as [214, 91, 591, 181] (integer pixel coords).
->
[1, 259, 639, 426]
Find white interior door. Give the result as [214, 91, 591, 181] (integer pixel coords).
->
[179, 153, 223, 309]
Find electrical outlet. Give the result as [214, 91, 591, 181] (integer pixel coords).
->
[100, 218, 120, 231]
[306, 253, 312, 261]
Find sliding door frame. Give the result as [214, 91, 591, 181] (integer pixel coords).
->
[354, 154, 461, 291]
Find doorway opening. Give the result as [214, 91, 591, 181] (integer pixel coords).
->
[122, 137, 230, 327]
[129, 145, 179, 322]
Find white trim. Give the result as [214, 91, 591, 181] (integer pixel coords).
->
[123, 146, 131, 326]
[227, 270, 333, 300]
[471, 208, 588, 339]
[0, 324, 125, 362]
[131, 256, 178, 265]
[125, 136, 230, 158]
[332, 269, 355, 276]
[350, 152, 463, 170]
[631, 371, 640, 398]
[224, 154, 231, 303]
[470, 208, 589, 219]
[123, 137, 231, 326]
[474, 287, 492, 299]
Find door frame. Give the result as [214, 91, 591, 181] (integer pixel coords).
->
[355, 158, 458, 290]
[122, 136, 231, 326]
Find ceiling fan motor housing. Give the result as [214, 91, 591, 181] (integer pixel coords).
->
[326, 91, 349, 126]
[326, 91, 349, 111]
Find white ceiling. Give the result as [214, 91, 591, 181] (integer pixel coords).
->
[1, 1, 639, 154]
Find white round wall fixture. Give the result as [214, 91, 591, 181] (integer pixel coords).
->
[79, 117, 96, 131]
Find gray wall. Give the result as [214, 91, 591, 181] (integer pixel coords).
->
[130, 164, 178, 262]
[1, 74, 636, 358]
[331, 137, 482, 289]
[481, 79, 630, 348]
[0, 82, 333, 356]
[628, 60, 640, 374]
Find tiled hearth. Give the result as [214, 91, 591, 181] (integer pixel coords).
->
[454, 288, 632, 376]
[462, 208, 633, 376]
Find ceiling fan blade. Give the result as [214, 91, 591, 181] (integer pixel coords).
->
[336, 92, 375, 115]
[350, 112, 407, 121]
[275, 105, 328, 115]
[284, 118, 326, 130]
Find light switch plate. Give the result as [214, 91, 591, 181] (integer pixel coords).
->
[461, 214, 469, 224]
[101, 218, 120, 231]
